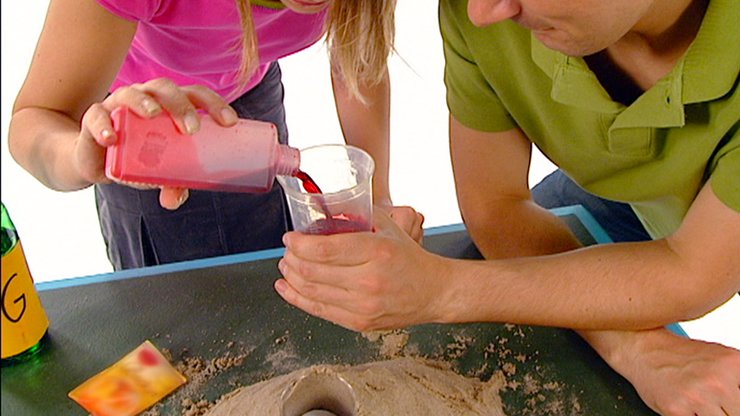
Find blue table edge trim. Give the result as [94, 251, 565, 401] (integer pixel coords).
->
[37, 246, 287, 291]
[38, 222, 479, 293]
[36, 204, 687, 337]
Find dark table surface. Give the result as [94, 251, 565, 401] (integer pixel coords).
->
[1, 205, 657, 415]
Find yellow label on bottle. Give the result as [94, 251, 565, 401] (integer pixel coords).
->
[1, 241, 49, 359]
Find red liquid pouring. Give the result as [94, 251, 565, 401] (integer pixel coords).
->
[294, 170, 323, 194]
[293, 170, 370, 235]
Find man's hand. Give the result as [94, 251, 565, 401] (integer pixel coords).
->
[613, 329, 740, 415]
[276, 210, 450, 331]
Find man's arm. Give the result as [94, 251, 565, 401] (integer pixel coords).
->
[447, 180, 739, 329]
[276, 116, 739, 331]
[450, 116, 582, 258]
[445, 116, 740, 330]
[450, 116, 740, 415]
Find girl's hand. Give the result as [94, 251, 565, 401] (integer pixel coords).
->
[375, 201, 425, 244]
[385, 205, 425, 244]
[74, 78, 239, 209]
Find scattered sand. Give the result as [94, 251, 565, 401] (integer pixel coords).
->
[479, 325, 585, 416]
[362, 330, 410, 358]
[142, 343, 253, 416]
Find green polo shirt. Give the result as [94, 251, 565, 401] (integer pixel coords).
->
[440, 0, 739, 239]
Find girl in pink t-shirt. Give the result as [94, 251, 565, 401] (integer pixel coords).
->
[9, 0, 424, 270]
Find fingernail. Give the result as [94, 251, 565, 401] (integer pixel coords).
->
[100, 129, 113, 141]
[282, 233, 290, 247]
[275, 279, 286, 293]
[184, 112, 199, 134]
[142, 98, 161, 115]
[221, 107, 238, 124]
[178, 190, 189, 206]
[277, 259, 286, 274]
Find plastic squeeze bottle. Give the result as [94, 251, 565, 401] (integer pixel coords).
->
[105, 106, 300, 193]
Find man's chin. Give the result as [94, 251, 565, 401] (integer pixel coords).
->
[533, 32, 595, 57]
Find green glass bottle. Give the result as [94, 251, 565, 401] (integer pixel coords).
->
[1, 202, 49, 366]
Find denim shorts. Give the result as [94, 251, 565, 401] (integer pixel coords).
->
[95, 62, 291, 270]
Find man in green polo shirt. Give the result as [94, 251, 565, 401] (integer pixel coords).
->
[274, 0, 740, 414]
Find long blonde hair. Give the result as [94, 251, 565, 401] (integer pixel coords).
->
[235, 0, 396, 102]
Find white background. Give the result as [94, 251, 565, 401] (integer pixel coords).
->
[2, 1, 737, 348]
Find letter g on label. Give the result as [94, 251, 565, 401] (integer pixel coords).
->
[2, 273, 27, 323]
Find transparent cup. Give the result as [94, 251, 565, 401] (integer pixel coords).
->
[277, 144, 374, 235]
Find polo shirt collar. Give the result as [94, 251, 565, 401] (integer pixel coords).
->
[681, 0, 738, 104]
[531, 40, 623, 114]
[530, 0, 736, 124]
[531, 37, 686, 130]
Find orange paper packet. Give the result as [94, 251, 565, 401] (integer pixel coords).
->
[69, 340, 186, 416]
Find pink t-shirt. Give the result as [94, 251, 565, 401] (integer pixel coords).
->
[97, 0, 328, 102]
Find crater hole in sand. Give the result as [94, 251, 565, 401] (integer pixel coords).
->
[281, 372, 357, 416]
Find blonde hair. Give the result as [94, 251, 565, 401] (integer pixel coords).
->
[235, 0, 396, 102]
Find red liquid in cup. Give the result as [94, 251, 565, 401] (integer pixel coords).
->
[304, 216, 372, 235]
[293, 170, 370, 235]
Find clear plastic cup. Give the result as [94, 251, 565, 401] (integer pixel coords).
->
[277, 144, 374, 235]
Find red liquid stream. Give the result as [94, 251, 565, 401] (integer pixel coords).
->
[293, 170, 369, 235]
[294, 170, 323, 194]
